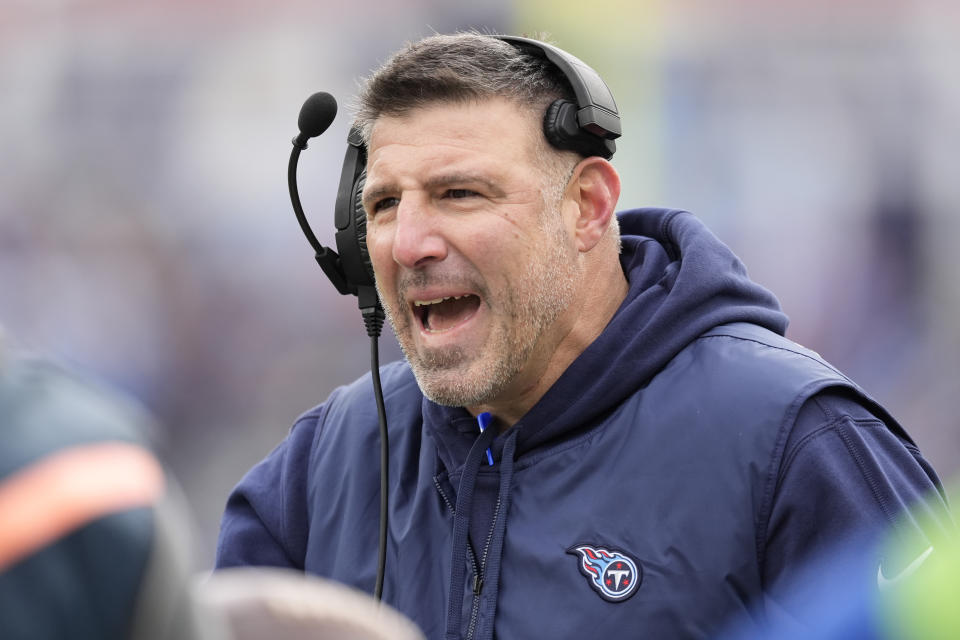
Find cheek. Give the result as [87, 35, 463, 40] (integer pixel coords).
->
[366, 237, 402, 309]
[365, 228, 394, 277]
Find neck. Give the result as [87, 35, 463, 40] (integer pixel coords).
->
[468, 254, 629, 429]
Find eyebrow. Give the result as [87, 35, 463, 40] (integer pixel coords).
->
[363, 173, 503, 210]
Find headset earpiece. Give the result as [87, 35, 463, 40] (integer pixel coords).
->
[349, 169, 374, 284]
[542, 98, 616, 160]
[332, 127, 379, 312]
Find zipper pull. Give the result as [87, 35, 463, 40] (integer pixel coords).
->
[472, 574, 484, 595]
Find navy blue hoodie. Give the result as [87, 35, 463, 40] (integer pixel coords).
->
[217, 208, 949, 639]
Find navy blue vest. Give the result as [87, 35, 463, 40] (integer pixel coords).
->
[303, 323, 890, 639]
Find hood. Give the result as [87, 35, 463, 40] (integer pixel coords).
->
[424, 207, 789, 472]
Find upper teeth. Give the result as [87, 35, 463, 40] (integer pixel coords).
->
[414, 295, 468, 307]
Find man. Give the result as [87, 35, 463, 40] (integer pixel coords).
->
[216, 33, 951, 639]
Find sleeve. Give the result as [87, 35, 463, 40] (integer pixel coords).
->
[761, 388, 953, 601]
[215, 407, 325, 570]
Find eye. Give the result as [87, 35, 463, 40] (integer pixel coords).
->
[371, 197, 399, 213]
[445, 189, 479, 199]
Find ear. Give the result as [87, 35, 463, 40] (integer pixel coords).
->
[567, 157, 621, 253]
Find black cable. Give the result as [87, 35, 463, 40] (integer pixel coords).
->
[369, 331, 389, 601]
[287, 92, 390, 601]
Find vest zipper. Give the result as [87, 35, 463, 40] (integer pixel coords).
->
[465, 493, 503, 640]
[435, 476, 484, 637]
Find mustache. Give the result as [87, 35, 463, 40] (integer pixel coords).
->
[395, 268, 488, 305]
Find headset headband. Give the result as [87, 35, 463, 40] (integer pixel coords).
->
[497, 36, 621, 142]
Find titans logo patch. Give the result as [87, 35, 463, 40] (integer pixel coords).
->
[567, 544, 642, 602]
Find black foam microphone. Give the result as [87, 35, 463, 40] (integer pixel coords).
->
[293, 92, 338, 149]
[288, 92, 347, 291]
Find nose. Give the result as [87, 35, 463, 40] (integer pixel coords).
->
[391, 194, 447, 269]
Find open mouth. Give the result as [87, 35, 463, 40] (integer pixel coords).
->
[413, 294, 481, 333]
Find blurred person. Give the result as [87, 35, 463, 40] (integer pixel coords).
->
[216, 33, 952, 639]
[0, 327, 200, 640]
[196, 567, 425, 640]
[0, 332, 426, 640]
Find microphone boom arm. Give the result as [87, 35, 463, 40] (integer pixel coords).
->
[287, 142, 354, 296]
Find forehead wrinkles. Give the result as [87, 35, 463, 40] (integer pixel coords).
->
[367, 99, 545, 172]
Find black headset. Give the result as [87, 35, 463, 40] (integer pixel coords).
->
[285, 35, 620, 601]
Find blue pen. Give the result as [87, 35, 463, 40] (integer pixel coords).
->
[477, 412, 495, 466]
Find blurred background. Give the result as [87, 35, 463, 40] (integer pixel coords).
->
[1, 0, 957, 569]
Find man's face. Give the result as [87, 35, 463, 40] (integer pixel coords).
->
[363, 97, 581, 410]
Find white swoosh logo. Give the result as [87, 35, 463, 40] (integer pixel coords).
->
[877, 545, 933, 591]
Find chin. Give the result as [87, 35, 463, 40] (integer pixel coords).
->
[412, 363, 499, 408]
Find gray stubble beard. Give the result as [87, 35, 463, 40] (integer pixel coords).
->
[376, 208, 579, 409]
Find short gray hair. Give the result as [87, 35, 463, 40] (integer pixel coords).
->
[353, 32, 574, 145]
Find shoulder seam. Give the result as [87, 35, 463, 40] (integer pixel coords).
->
[834, 417, 899, 527]
[777, 417, 887, 485]
[752, 379, 859, 578]
[696, 332, 854, 386]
